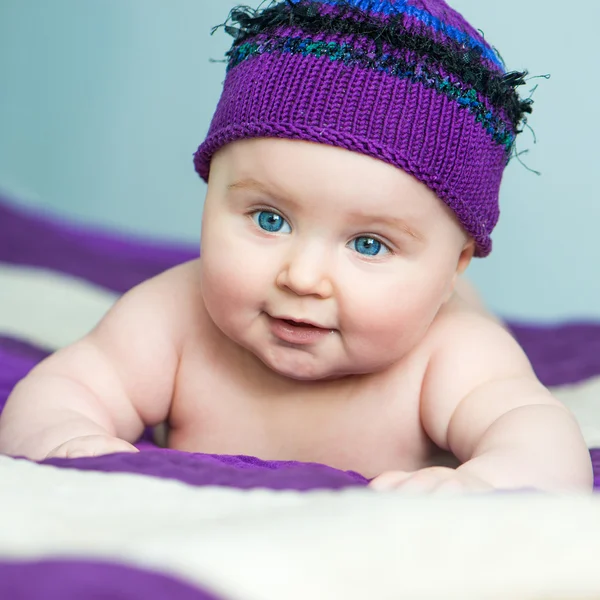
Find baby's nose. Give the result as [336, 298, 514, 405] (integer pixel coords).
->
[276, 245, 334, 298]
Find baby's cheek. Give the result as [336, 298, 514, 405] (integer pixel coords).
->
[347, 287, 435, 349]
[203, 255, 249, 306]
[202, 239, 269, 317]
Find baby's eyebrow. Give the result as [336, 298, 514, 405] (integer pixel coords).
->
[227, 178, 301, 207]
[228, 178, 278, 196]
[347, 213, 424, 242]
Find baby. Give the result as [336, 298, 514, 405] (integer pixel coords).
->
[0, 0, 593, 492]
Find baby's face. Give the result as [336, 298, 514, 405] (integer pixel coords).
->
[200, 138, 471, 380]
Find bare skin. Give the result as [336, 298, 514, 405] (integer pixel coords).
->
[0, 139, 592, 492]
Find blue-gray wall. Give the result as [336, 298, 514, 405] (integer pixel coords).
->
[1, 0, 598, 321]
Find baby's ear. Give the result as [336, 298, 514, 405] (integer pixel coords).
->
[447, 240, 475, 299]
[456, 239, 475, 276]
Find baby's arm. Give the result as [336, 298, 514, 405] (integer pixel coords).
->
[0, 263, 194, 460]
[375, 313, 593, 492]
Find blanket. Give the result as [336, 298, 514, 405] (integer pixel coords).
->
[1, 198, 600, 599]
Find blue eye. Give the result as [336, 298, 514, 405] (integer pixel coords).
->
[351, 236, 389, 257]
[252, 210, 291, 233]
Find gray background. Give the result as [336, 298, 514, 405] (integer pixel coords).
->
[1, 0, 598, 320]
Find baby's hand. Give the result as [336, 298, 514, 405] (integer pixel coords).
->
[46, 435, 139, 459]
[369, 467, 493, 494]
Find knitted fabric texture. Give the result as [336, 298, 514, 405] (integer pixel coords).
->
[194, 0, 533, 257]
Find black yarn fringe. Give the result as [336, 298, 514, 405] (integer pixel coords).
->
[213, 0, 533, 137]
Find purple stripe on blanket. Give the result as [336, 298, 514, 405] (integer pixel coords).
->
[0, 336, 47, 411]
[0, 559, 223, 600]
[40, 448, 369, 490]
[594, 451, 600, 489]
[509, 322, 600, 387]
[0, 198, 197, 294]
[24, 447, 600, 491]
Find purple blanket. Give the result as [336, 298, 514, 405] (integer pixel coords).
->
[1, 198, 600, 599]
[0, 560, 222, 600]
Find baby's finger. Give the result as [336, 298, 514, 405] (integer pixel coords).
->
[369, 470, 413, 490]
[47, 436, 139, 459]
[79, 441, 139, 458]
[392, 470, 447, 494]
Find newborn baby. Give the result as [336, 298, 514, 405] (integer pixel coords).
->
[0, 0, 592, 492]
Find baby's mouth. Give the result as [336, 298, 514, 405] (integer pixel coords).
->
[282, 319, 316, 328]
[268, 314, 335, 345]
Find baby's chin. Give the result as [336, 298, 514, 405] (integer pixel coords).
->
[261, 356, 340, 382]
[255, 347, 371, 383]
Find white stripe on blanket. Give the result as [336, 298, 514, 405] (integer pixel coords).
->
[0, 456, 599, 600]
[0, 263, 117, 349]
[3, 263, 600, 450]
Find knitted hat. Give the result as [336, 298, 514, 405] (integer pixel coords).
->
[194, 0, 533, 257]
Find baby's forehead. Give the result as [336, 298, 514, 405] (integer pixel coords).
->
[218, 138, 442, 218]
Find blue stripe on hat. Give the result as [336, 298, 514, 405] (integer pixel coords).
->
[288, 0, 504, 70]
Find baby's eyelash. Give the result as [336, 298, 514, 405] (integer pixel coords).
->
[249, 208, 292, 234]
[348, 235, 394, 258]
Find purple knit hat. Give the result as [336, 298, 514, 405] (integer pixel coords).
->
[194, 0, 533, 257]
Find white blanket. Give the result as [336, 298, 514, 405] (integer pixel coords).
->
[1, 456, 600, 599]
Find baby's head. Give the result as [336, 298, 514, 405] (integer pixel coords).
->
[194, 0, 532, 380]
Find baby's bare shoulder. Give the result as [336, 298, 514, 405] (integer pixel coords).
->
[140, 259, 202, 300]
[20, 260, 205, 436]
[84, 259, 204, 380]
[418, 297, 538, 439]
[115, 259, 203, 324]
[426, 297, 533, 384]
